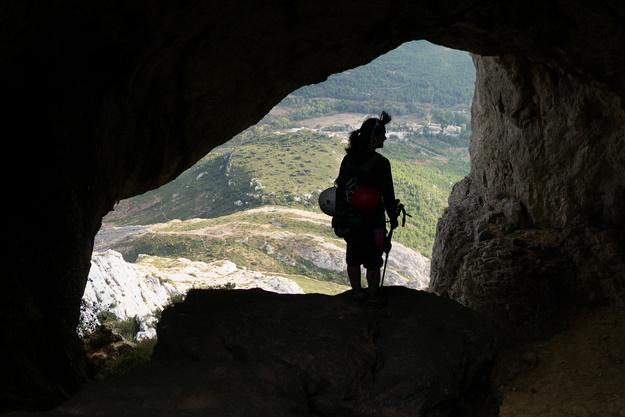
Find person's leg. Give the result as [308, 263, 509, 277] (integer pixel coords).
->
[348, 264, 362, 292]
[348, 264, 368, 301]
[366, 268, 380, 301]
[363, 228, 384, 302]
[346, 236, 366, 299]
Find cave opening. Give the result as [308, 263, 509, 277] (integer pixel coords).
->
[6, 1, 625, 413]
[89, 40, 477, 332]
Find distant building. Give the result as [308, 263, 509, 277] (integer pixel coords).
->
[427, 124, 442, 134]
[443, 125, 462, 135]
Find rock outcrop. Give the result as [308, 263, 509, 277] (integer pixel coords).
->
[430, 54, 625, 341]
[80, 250, 177, 338]
[3, 0, 625, 411]
[7, 288, 498, 417]
[82, 322, 139, 371]
[95, 213, 431, 292]
[80, 250, 306, 339]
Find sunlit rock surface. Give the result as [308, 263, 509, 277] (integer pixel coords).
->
[80, 250, 305, 339]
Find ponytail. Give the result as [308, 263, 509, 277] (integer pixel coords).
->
[346, 111, 392, 153]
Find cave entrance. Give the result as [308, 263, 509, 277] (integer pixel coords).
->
[89, 40, 475, 337]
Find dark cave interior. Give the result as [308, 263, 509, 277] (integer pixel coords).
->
[2, 0, 625, 414]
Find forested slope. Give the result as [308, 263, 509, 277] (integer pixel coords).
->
[284, 41, 474, 118]
[103, 41, 475, 258]
[105, 129, 469, 258]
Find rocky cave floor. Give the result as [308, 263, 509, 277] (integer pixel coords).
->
[495, 304, 625, 417]
[72, 300, 625, 417]
[75, 302, 624, 417]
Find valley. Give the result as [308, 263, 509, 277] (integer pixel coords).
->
[91, 40, 474, 333]
[79, 37, 480, 392]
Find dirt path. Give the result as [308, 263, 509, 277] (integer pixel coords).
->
[497, 306, 625, 416]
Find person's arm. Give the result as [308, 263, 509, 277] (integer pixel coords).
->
[377, 158, 399, 229]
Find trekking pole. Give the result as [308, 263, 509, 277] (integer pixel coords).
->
[380, 228, 393, 288]
[380, 201, 411, 288]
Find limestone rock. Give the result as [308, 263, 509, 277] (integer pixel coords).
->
[79, 250, 177, 340]
[10, 288, 497, 417]
[85, 250, 176, 319]
[131, 255, 305, 295]
[430, 55, 625, 340]
[4, 0, 625, 411]
[384, 241, 431, 289]
[80, 250, 306, 339]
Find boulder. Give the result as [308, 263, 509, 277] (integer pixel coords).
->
[9, 288, 497, 417]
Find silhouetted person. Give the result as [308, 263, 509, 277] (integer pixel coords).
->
[335, 111, 398, 307]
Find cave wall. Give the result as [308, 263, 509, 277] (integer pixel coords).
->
[2, 0, 625, 411]
[1, 1, 431, 410]
[430, 54, 625, 340]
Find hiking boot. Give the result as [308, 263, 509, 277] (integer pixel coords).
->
[352, 290, 367, 302]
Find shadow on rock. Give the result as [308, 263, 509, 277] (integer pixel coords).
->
[8, 287, 499, 417]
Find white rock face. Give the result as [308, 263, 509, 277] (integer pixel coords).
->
[85, 250, 176, 319]
[261, 228, 431, 289]
[132, 255, 304, 295]
[291, 234, 430, 290]
[84, 213, 431, 340]
[294, 237, 346, 272]
[80, 250, 304, 339]
[383, 241, 431, 290]
[80, 250, 177, 339]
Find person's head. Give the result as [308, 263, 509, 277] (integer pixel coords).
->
[346, 111, 392, 153]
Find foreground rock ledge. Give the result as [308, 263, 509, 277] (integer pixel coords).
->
[9, 287, 498, 417]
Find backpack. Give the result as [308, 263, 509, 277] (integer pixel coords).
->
[332, 153, 381, 238]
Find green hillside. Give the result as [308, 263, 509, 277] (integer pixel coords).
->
[104, 40, 474, 259]
[105, 129, 469, 258]
[106, 130, 340, 223]
[110, 208, 349, 286]
[283, 41, 475, 118]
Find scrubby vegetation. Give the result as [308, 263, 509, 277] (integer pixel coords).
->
[106, 128, 468, 258]
[103, 40, 474, 259]
[95, 338, 157, 378]
[112, 209, 349, 284]
[288, 41, 474, 116]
